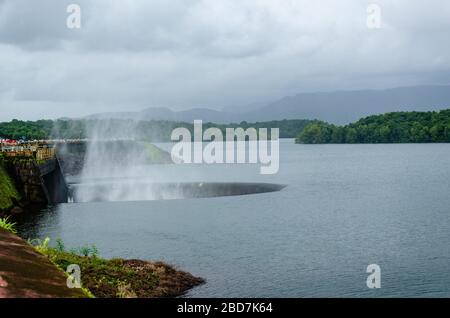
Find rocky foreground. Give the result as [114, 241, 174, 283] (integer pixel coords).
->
[0, 228, 204, 298]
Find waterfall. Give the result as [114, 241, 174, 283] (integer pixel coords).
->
[76, 119, 157, 202]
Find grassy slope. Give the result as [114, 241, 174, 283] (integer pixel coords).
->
[0, 229, 87, 298]
[37, 244, 204, 298]
[0, 160, 21, 211]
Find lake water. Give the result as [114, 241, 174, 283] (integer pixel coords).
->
[16, 140, 450, 297]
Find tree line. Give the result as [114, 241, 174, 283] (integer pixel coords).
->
[4, 110, 449, 144]
[0, 118, 314, 141]
[296, 109, 450, 144]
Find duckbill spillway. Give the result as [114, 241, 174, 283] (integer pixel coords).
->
[68, 181, 286, 203]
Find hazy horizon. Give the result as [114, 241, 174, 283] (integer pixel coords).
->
[1, 83, 449, 124]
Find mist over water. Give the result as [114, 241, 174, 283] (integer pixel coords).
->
[76, 119, 159, 202]
[72, 120, 283, 203]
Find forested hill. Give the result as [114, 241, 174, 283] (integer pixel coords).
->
[0, 119, 315, 141]
[296, 109, 450, 144]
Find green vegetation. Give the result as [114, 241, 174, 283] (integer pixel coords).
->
[0, 119, 54, 140]
[1, 118, 315, 141]
[30, 237, 94, 298]
[0, 161, 21, 211]
[296, 109, 450, 144]
[136, 119, 315, 140]
[221, 119, 317, 138]
[30, 237, 204, 298]
[143, 142, 171, 163]
[0, 216, 17, 233]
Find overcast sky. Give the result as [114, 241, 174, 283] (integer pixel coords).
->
[1, 0, 450, 121]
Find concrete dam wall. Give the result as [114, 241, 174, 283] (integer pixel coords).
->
[0, 157, 68, 216]
[39, 159, 68, 204]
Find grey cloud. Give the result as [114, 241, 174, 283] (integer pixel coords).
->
[0, 0, 76, 50]
[1, 0, 450, 121]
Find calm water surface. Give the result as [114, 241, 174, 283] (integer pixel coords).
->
[17, 141, 450, 297]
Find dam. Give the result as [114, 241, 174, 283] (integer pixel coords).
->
[1, 141, 286, 216]
[0, 149, 68, 216]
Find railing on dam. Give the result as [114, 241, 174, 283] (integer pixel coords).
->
[1, 145, 56, 161]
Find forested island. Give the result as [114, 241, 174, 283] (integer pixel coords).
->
[296, 109, 450, 144]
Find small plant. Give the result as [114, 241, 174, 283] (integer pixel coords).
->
[91, 245, 99, 258]
[78, 246, 91, 257]
[55, 238, 65, 252]
[30, 237, 51, 253]
[69, 247, 78, 254]
[116, 282, 137, 298]
[78, 244, 99, 257]
[0, 216, 17, 234]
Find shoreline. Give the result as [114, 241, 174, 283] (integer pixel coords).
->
[0, 228, 204, 298]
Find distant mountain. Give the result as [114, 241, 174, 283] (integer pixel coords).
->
[86, 85, 450, 124]
[238, 85, 450, 124]
[86, 107, 235, 123]
[222, 101, 267, 114]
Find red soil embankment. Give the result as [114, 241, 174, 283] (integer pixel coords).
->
[0, 228, 85, 298]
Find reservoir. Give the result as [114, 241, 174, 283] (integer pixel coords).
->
[16, 140, 450, 297]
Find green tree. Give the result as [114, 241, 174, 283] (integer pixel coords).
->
[295, 109, 450, 144]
